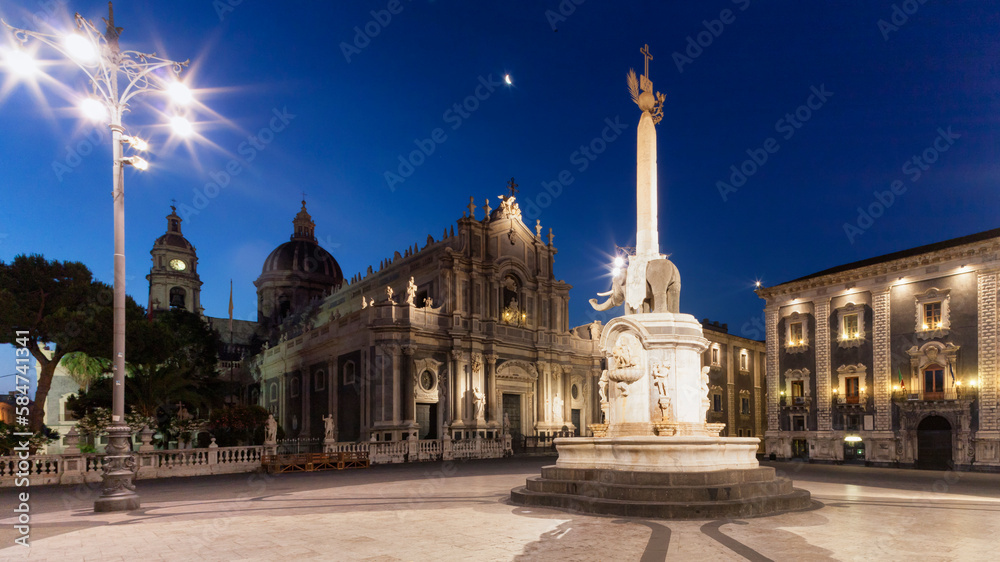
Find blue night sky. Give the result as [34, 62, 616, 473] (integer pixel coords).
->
[1, 1, 998, 394]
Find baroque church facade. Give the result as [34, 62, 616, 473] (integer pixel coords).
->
[757, 228, 1000, 471]
[143, 193, 769, 449]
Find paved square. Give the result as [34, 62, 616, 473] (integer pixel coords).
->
[1, 458, 998, 561]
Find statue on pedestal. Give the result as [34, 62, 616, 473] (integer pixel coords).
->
[405, 277, 417, 305]
[473, 387, 486, 421]
[323, 414, 336, 441]
[265, 414, 278, 444]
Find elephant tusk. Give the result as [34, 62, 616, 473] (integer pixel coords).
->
[596, 290, 612, 297]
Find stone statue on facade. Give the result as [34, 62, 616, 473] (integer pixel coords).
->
[405, 277, 417, 305]
[651, 361, 671, 421]
[362, 296, 368, 309]
[323, 414, 335, 441]
[503, 412, 510, 434]
[552, 394, 564, 422]
[265, 414, 277, 444]
[473, 387, 486, 420]
[386, 285, 394, 302]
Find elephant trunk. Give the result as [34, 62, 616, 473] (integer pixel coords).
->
[589, 297, 615, 312]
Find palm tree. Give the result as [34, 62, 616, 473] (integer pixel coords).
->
[60, 352, 110, 394]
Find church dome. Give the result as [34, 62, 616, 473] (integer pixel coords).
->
[262, 239, 343, 281]
[259, 200, 344, 286]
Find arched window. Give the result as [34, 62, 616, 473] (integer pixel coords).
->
[923, 364, 945, 399]
[169, 287, 186, 309]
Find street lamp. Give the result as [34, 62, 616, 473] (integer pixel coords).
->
[3, 3, 195, 512]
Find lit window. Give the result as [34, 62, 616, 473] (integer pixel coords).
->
[739, 351, 748, 371]
[711, 346, 720, 366]
[845, 376, 860, 403]
[914, 288, 951, 338]
[923, 302, 942, 328]
[924, 364, 945, 398]
[789, 322, 803, 343]
[843, 314, 859, 337]
[791, 380, 804, 399]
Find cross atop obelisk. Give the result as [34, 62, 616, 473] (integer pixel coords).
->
[641, 44, 653, 78]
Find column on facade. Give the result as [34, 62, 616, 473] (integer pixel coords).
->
[536, 362, 547, 426]
[765, 307, 780, 433]
[815, 298, 832, 431]
[978, 270, 998, 433]
[390, 344, 401, 425]
[872, 287, 892, 431]
[485, 354, 498, 423]
[563, 366, 573, 429]
[450, 349, 465, 425]
[327, 356, 338, 441]
[300, 366, 310, 437]
[401, 345, 416, 425]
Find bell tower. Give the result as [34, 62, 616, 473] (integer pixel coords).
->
[147, 206, 203, 314]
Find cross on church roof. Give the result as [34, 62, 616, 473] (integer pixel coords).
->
[506, 177, 519, 199]
[641, 44, 653, 78]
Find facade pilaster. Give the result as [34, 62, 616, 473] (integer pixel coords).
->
[815, 298, 832, 431]
[765, 306, 779, 432]
[977, 270, 998, 431]
[872, 287, 892, 431]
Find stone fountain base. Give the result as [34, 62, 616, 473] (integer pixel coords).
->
[510, 311, 811, 518]
[510, 461, 811, 519]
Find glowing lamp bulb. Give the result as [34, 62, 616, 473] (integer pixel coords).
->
[80, 98, 108, 122]
[170, 116, 193, 137]
[504, 74, 512, 85]
[64, 34, 97, 63]
[955, 380, 962, 386]
[611, 267, 621, 277]
[860, 387, 866, 393]
[168, 81, 193, 105]
[892, 385, 899, 391]
[129, 137, 148, 151]
[971, 380, 977, 388]
[5, 49, 37, 77]
[922, 323, 928, 330]
[613, 256, 625, 268]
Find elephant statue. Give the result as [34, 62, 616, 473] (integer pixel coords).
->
[589, 258, 680, 314]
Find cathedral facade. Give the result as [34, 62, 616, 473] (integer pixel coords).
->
[247, 195, 603, 443]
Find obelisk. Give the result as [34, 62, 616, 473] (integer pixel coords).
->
[635, 47, 660, 259]
[625, 45, 667, 312]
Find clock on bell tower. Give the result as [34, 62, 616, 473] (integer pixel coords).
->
[147, 205, 203, 314]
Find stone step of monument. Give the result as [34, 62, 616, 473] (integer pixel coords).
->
[510, 485, 813, 520]
[524, 475, 794, 503]
[539, 465, 778, 487]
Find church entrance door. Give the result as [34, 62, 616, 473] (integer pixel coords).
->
[416, 403, 437, 439]
[503, 393, 522, 452]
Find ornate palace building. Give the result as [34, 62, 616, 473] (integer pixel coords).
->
[757, 228, 1000, 471]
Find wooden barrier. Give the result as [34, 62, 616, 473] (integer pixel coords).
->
[262, 450, 370, 474]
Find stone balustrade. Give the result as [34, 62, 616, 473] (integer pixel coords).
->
[1, 435, 512, 488]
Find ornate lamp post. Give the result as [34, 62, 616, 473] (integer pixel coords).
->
[2, 3, 195, 512]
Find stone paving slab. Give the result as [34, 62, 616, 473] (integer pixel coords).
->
[0, 458, 998, 561]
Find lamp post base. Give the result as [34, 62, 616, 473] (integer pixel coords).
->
[94, 425, 140, 512]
